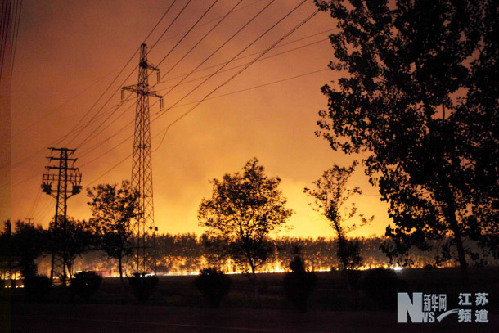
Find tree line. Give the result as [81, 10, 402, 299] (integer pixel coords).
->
[3, 224, 497, 281]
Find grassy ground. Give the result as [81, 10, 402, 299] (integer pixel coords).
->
[3, 268, 499, 332]
[4, 267, 499, 310]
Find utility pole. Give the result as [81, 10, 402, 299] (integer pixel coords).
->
[42, 147, 82, 285]
[122, 43, 163, 274]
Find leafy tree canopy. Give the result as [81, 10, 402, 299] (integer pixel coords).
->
[87, 180, 138, 279]
[315, 0, 498, 268]
[198, 158, 293, 275]
[12, 220, 46, 279]
[49, 217, 95, 279]
[305, 163, 373, 270]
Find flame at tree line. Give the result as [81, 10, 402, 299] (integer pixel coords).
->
[12, 233, 497, 279]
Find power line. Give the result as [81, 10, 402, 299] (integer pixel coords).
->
[162, 68, 328, 111]
[6, 0, 183, 168]
[82, 0, 301, 163]
[154, 0, 220, 68]
[156, 38, 328, 93]
[9, 66, 119, 142]
[202, 68, 328, 101]
[154, 0, 310, 120]
[73, 95, 135, 150]
[73, 0, 276, 159]
[143, 0, 178, 46]
[147, 0, 194, 53]
[62, 0, 181, 146]
[27, 186, 42, 220]
[11, 1, 321, 209]
[73, 3, 322, 175]
[159, 0, 245, 81]
[78, 66, 328, 175]
[80, 65, 327, 187]
[0, 83, 131, 180]
[158, 28, 332, 85]
[34, 58, 325, 221]
[4, 0, 249, 191]
[79, 122, 134, 169]
[33, 200, 53, 224]
[10, 1, 194, 224]
[0, 0, 22, 82]
[72, 0, 208, 150]
[3, 30, 328, 190]
[10, 0, 23, 74]
[7, 1, 318, 173]
[157, 0, 277, 104]
[76, 0, 246, 156]
[0, 0, 13, 81]
[66, 64, 139, 147]
[76, 35, 328, 161]
[75, 0, 264, 149]
[86, 153, 132, 187]
[77, 99, 136, 158]
[154, 4, 319, 148]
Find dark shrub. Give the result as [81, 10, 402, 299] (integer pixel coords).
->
[360, 268, 407, 309]
[195, 268, 231, 307]
[283, 256, 317, 312]
[128, 272, 158, 303]
[70, 271, 102, 301]
[24, 275, 51, 302]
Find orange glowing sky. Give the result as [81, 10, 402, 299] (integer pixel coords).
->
[4, 0, 391, 238]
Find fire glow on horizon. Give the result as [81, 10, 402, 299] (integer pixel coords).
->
[7, 0, 391, 239]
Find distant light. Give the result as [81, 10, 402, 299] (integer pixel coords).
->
[392, 267, 403, 272]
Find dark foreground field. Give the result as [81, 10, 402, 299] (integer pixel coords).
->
[6, 303, 499, 333]
[2, 268, 499, 332]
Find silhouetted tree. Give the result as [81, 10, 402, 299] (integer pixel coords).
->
[200, 233, 230, 269]
[87, 180, 137, 286]
[198, 158, 293, 286]
[12, 220, 46, 279]
[315, 0, 498, 271]
[305, 164, 372, 270]
[48, 217, 95, 282]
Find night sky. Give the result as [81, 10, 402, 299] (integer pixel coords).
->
[6, 0, 391, 238]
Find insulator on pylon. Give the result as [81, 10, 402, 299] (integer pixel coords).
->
[42, 183, 52, 195]
[72, 185, 82, 196]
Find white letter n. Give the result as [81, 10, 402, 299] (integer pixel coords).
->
[398, 292, 423, 323]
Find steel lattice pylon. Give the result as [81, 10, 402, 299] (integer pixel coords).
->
[122, 43, 163, 273]
[42, 147, 82, 285]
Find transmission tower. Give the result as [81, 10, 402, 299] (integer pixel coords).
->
[122, 43, 163, 273]
[42, 147, 82, 285]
